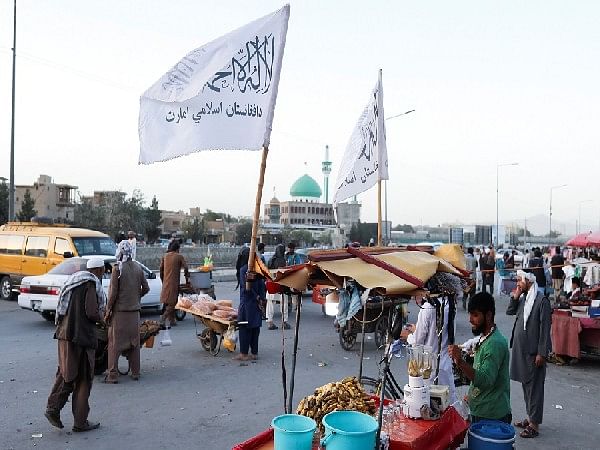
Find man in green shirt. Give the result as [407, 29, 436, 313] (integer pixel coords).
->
[449, 292, 511, 424]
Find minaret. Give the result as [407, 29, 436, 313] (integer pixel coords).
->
[322, 145, 332, 204]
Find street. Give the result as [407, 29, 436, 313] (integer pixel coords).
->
[1, 281, 599, 449]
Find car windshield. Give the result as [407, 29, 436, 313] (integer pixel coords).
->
[72, 237, 116, 256]
[48, 257, 115, 276]
[48, 258, 89, 275]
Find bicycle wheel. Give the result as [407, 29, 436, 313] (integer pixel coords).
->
[360, 376, 397, 400]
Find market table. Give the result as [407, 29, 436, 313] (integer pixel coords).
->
[551, 310, 600, 358]
[231, 407, 469, 450]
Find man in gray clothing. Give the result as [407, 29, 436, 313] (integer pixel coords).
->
[507, 270, 551, 439]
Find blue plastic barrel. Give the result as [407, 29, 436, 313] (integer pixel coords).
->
[271, 414, 316, 450]
[468, 420, 515, 450]
[320, 411, 378, 450]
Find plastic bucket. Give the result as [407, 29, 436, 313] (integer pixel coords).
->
[271, 414, 316, 450]
[468, 420, 515, 450]
[321, 411, 378, 450]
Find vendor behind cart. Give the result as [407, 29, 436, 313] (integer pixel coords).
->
[159, 240, 189, 328]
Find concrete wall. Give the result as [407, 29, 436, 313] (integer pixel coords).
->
[137, 246, 244, 270]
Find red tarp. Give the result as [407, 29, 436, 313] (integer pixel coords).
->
[566, 233, 591, 247]
[585, 231, 600, 247]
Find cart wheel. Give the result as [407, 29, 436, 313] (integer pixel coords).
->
[175, 309, 186, 321]
[374, 315, 388, 349]
[321, 304, 326, 316]
[339, 325, 357, 351]
[199, 328, 219, 355]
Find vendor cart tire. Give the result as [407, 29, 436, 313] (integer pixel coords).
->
[175, 309, 186, 321]
[199, 328, 220, 356]
[41, 311, 55, 322]
[321, 304, 326, 316]
[374, 315, 388, 349]
[95, 343, 108, 376]
[339, 325, 357, 351]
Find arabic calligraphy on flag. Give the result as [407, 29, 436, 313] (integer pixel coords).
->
[138, 4, 290, 164]
[333, 73, 388, 204]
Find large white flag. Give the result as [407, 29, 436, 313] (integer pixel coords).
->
[333, 71, 388, 204]
[138, 5, 290, 164]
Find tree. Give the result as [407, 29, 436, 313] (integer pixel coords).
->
[183, 216, 203, 243]
[545, 230, 561, 238]
[392, 224, 415, 233]
[513, 227, 533, 238]
[235, 221, 253, 245]
[17, 189, 37, 222]
[0, 181, 8, 224]
[144, 196, 162, 243]
[289, 229, 313, 247]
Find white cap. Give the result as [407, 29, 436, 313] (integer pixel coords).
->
[87, 258, 105, 269]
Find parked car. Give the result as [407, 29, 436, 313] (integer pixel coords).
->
[17, 257, 162, 321]
[0, 222, 116, 300]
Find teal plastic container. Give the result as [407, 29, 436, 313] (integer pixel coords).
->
[271, 414, 316, 450]
[320, 411, 378, 450]
[468, 420, 515, 450]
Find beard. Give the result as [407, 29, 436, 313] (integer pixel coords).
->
[472, 322, 486, 336]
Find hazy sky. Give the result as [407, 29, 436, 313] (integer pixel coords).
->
[1, 1, 599, 233]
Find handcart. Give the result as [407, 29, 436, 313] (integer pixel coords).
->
[174, 281, 216, 321]
[94, 320, 161, 375]
[175, 305, 243, 356]
[338, 297, 405, 351]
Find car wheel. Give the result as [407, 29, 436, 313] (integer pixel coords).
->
[0, 276, 13, 301]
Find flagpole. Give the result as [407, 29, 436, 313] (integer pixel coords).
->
[246, 146, 269, 289]
[377, 179, 382, 246]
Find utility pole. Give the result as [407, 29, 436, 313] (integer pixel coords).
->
[9, 0, 17, 221]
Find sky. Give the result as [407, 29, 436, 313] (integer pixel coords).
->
[1, 1, 599, 235]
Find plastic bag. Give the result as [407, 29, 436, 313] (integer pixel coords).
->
[160, 325, 172, 346]
[223, 325, 237, 352]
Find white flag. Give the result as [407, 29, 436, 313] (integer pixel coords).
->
[138, 4, 290, 164]
[333, 71, 388, 204]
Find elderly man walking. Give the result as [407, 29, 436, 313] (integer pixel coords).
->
[45, 259, 106, 432]
[507, 270, 552, 439]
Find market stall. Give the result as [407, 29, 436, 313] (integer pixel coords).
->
[552, 310, 600, 359]
[233, 245, 471, 450]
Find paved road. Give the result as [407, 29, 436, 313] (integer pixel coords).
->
[1, 282, 599, 449]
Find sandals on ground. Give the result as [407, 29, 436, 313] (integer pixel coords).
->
[519, 425, 539, 438]
[514, 419, 529, 429]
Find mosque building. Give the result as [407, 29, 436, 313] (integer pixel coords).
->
[260, 147, 361, 246]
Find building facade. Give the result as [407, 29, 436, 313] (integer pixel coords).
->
[15, 174, 77, 222]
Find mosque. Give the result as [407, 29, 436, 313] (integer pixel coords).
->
[260, 146, 361, 246]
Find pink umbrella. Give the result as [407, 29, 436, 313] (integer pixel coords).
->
[565, 233, 591, 247]
[585, 231, 600, 247]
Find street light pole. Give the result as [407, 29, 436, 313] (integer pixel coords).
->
[383, 109, 415, 245]
[578, 199, 593, 234]
[496, 162, 518, 247]
[9, 0, 17, 221]
[549, 184, 567, 243]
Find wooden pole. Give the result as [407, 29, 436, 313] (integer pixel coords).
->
[246, 146, 269, 290]
[377, 179, 383, 246]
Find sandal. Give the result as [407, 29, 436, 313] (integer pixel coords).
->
[514, 419, 529, 429]
[519, 426, 539, 438]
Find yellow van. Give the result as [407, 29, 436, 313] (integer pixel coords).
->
[0, 222, 117, 300]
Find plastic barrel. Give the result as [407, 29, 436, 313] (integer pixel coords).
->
[321, 411, 378, 450]
[468, 420, 515, 450]
[271, 414, 316, 450]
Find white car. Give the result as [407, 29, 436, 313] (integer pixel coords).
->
[17, 257, 162, 321]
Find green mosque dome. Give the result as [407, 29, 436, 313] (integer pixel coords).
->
[290, 174, 322, 198]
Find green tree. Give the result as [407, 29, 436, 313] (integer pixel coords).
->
[74, 200, 106, 232]
[0, 181, 8, 224]
[289, 229, 313, 247]
[392, 224, 415, 233]
[183, 216, 203, 243]
[235, 221, 253, 245]
[17, 189, 37, 222]
[144, 196, 162, 243]
[545, 230, 561, 238]
[513, 227, 533, 237]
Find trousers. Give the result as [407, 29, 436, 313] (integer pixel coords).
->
[46, 353, 93, 427]
[521, 365, 546, 425]
[161, 303, 176, 326]
[266, 293, 288, 322]
[239, 327, 260, 355]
